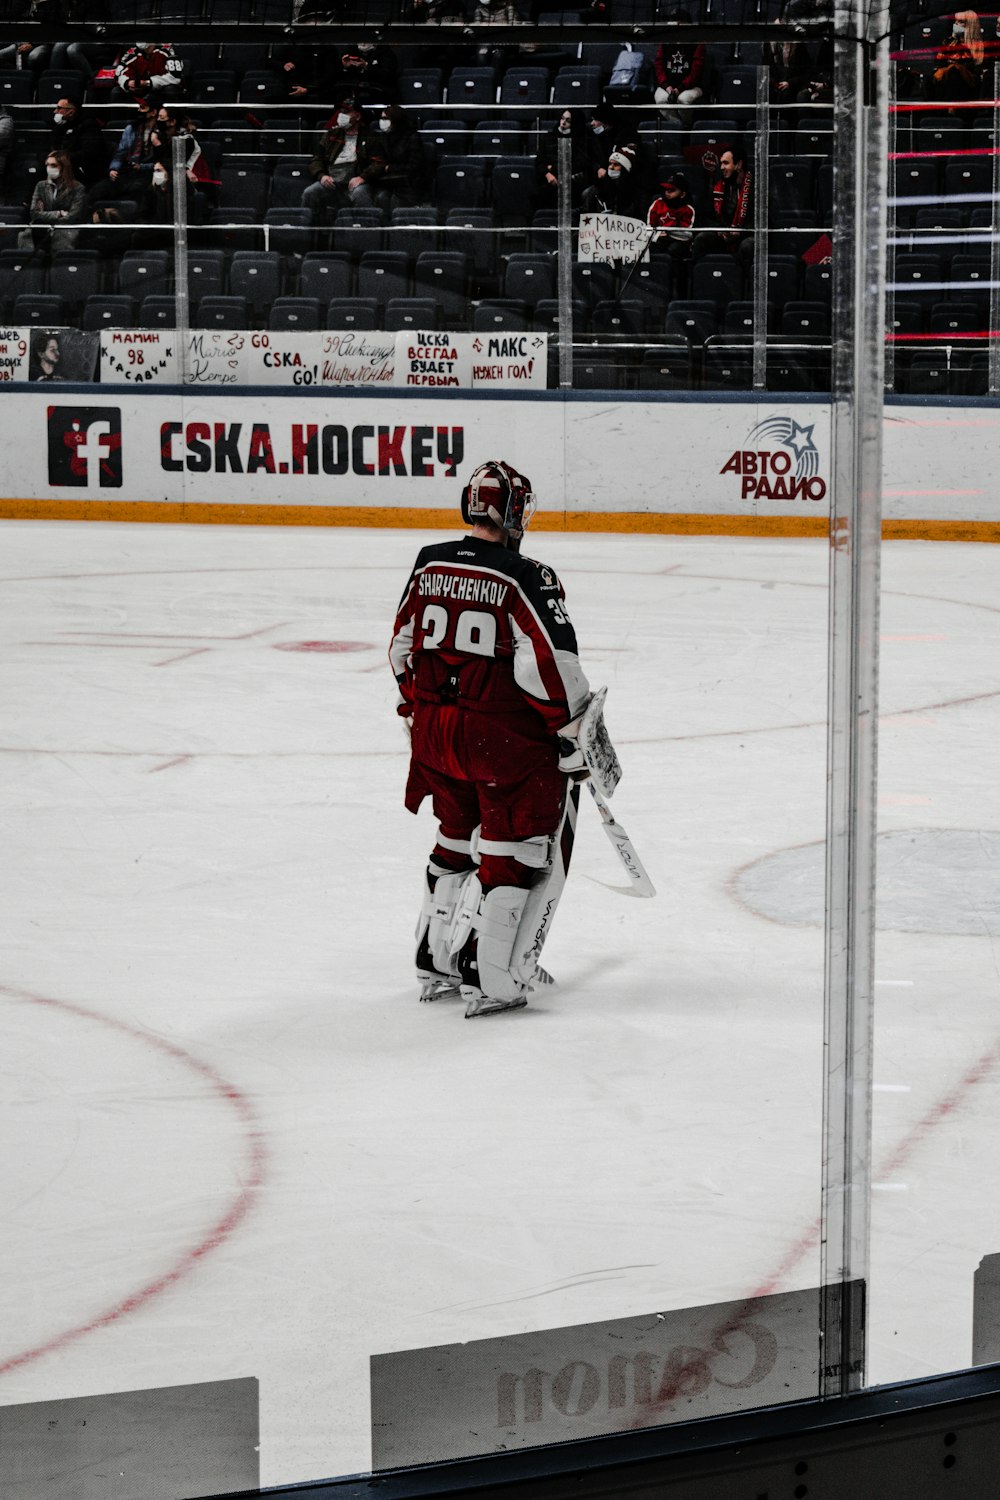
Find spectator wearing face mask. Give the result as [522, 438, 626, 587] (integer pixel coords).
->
[580, 145, 642, 215]
[49, 97, 111, 186]
[134, 157, 207, 248]
[87, 97, 160, 207]
[357, 105, 429, 212]
[927, 10, 984, 103]
[324, 41, 399, 107]
[583, 104, 628, 185]
[302, 99, 380, 222]
[21, 151, 85, 254]
[535, 108, 589, 208]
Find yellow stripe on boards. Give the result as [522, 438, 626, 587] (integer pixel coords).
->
[0, 499, 999, 543]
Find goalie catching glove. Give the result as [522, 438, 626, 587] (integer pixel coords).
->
[556, 688, 622, 798]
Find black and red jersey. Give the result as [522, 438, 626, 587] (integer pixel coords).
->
[389, 535, 590, 735]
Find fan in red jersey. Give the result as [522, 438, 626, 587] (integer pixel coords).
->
[389, 460, 593, 1018]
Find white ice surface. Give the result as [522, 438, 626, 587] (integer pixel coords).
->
[1, 522, 1000, 1488]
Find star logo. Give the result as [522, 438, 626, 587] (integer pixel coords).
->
[746, 415, 821, 480]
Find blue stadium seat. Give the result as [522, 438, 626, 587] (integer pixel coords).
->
[269, 297, 323, 330]
[195, 295, 248, 329]
[299, 252, 353, 302]
[384, 297, 438, 331]
[327, 298, 378, 330]
[82, 295, 135, 331]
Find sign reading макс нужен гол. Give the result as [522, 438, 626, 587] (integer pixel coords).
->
[370, 1284, 860, 1469]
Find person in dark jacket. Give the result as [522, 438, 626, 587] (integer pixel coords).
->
[357, 105, 428, 211]
[301, 98, 381, 221]
[323, 42, 399, 107]
[534, 108, 589, 209]
[133, 157, 206, 248]
[49, 97, 111, 186]
[580, 145, 643, 216]
[691, 144, 754, 269]
[87, 97, 159, 206]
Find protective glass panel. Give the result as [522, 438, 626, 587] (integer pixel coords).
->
[3, 0, 992, 1492]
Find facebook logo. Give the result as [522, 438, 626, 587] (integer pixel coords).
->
[47, 407, 123, 488]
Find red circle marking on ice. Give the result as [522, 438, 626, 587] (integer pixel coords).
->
[0, 985, 267, 1378]
[273, 640, 373, 654]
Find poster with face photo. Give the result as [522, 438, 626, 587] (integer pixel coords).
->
[28, 329, 100, 384]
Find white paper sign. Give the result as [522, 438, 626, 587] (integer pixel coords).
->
[578, 212, 652, 265]
[0, 327, 30, 383]
[100, 329, 397, 387]
[394, 330, 548, 390]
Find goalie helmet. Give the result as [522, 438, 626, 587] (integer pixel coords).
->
[460, 460, 536, 540]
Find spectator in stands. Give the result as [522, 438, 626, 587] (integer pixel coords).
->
[580, 145, 643, 216]
[472, 0, 537, 64]
[0, 105, 13, 192]
[583, 103, 617, 188]
[302, 98, 379, 221]
[50, 97, 111, 188]
[134, 157, 206, 248]
[797, 37, 832, 104]
[927, 11, 984, 104]
[403, 0, 466, 22]
[21, 151, 85, 254]
[653, 13, 706, 121]
[358, 106, 428, 212]
[270, 41, 317, 102]
[163, 111, 220, 202]
[88, 98, 159, 206]
[114, 42, 185, 100]
[535, 108, 588, 209]
[325, 42, 399, 107]
[83, 204, 128, 260]
[647, 168, 695, 292]
[691, 144, 753, 268]
[49, 40, 114, 86]
[762, 38, 811, 104]
[0, 40, 50, 75]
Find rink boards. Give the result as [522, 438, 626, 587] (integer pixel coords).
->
[1, 388, 998, 538]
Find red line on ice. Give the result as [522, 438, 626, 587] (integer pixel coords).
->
[0, 986, 267, 1378]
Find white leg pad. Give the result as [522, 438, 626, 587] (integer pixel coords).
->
[417, 867, 474, 978]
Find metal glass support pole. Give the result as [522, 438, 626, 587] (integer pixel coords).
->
[820, 5, 888, 1400]
[753, 65, 770, 390]
[884, 62, 896, 394]
[557, 131, 574, 390]
[172, 132, 190, 387]
[988, 61, 1000, 395]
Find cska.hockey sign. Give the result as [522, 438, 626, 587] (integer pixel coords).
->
[720, 415, 827, 503]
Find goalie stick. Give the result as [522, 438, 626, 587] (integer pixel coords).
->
[587, 782, 656, 898]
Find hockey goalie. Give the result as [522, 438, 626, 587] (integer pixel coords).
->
[388, 459, 595, 1019]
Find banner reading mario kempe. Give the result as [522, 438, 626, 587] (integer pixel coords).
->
[98, 329, 547, 390]
[577, 214, 651, 266]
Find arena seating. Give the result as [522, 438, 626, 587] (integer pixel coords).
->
[0, 15, 994, 392]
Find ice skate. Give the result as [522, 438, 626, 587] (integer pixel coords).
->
[462, 985, 529, 1019]
[418, 971, 462, 1003]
